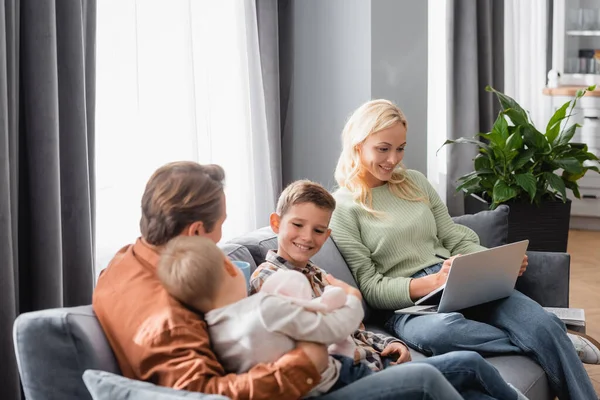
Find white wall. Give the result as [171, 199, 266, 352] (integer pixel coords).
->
[281, 0, 372, 190]
[282, 0, 429, 189]
[372, 0, 428, 173]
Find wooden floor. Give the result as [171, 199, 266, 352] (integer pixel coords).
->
[567, 230, 600, 395]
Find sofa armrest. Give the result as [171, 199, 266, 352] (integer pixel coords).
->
[515, 251, 570, 308]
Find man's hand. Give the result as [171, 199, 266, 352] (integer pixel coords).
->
[380, 342, 411, 365]
[296, 342, 329, 373]
[519, 254, 528, 276]
[325, 274, 363, 301]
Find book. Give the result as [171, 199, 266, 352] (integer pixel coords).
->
[543, 307, 586, 327]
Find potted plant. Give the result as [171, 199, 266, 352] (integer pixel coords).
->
[441, 85, 600, 252]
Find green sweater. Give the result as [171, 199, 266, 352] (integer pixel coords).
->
[330, 170, 485, 310]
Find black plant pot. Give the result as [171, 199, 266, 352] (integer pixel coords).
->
[464, 193, 572, 252]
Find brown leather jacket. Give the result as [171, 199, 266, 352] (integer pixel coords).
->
[93, 238, 320, 400]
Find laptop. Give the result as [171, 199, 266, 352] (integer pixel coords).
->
[395, 240, 529, 315]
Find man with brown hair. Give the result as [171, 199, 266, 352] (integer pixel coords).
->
[93, 161, 325, 399]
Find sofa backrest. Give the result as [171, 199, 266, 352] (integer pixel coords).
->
[13, 305, 120, 400]
[221, 226, 359, 286]
[222, 205, 512, 318]
[223, 205, 511, 272]
[221, 226, 368, 318]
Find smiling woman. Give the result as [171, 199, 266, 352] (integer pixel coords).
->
[357, 124, 407, 188]
[94, 0, 281, 275]
[329, 99, 600, 400]
[334, 99, 426, 214]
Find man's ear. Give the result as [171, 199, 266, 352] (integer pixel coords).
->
[325, 228, 332, 240]
[184, 221, 205, 237]
[269, 212, 281, 233]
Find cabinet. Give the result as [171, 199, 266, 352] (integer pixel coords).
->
[553, 0, 600, 85]
[544, 93, 600, 228]
[549, 0, 600, 229]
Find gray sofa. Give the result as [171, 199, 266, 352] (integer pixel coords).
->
[13, 205, 569, 400]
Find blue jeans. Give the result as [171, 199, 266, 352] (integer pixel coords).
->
[318, 362, 465, 400]
[329, 355, 373, 392]
[326, 352, 520, 399]
[413, 352, 521, 400]
[385, 263, 597, 400]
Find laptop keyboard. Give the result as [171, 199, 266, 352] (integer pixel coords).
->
[421, 305, 439, 312]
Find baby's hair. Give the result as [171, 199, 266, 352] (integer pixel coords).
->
[157, 235, 225, 312]
[276, 180, 336, 217]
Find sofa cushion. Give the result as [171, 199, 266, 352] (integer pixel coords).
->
[483, 356, 550, 399]
[515, 251, 570, 308]
[83, 370, 229, 400]
[226, 227, 359, 289]
[13, 305, 120, 400]
[219, 243, 258, 272]
[225, 227, 277, 270]
[451, 204, 509, 248]
[226, 227, 368, 318]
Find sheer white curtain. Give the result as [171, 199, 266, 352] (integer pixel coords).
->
[504, 0, 549, 129]
[427, 0, 449, 203]
[95, 0, 279, 272]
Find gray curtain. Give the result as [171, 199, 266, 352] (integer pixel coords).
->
[256, 0, 283, 198]
[446, 0, 504, 216]
[277, 0, 294, 187]
[0, 1, 96, 398]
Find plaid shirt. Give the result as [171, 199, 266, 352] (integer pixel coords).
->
[249, 250, 403, 371]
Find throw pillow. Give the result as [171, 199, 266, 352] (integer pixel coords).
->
[452, 205, 509, 248]
[83, 370, 230, 400]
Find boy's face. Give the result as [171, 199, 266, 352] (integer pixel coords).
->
[271, 203, 332, 269]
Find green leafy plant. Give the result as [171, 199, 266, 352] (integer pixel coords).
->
[440, 85, 600, 209]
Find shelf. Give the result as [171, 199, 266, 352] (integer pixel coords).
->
[555, 74, 600, 87]
[566, 30, 600, 36]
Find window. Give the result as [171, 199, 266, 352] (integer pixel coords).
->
[95, 0, 277, 273]
[427, 0, 448, 202]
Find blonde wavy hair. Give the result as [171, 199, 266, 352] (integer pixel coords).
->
[334, 99, 426, 213]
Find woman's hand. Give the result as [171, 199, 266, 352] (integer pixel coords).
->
[380, 341, 411, 365]
[325, 274, 363, 301]
[432, 254, 461, 287]
[519, 254, 528, 276]
[409, 255, 461, 300]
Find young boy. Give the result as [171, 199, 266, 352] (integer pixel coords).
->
[249, 181, 533, 400]
[249, 180, 411, 371]
[157, 235, 369, 397]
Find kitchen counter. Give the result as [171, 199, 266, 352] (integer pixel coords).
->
[542, 86, 600, 97]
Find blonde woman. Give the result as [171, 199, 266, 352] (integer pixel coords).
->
[329, 99, 599, 400]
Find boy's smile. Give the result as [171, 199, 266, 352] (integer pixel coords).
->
[292, 242, 314, 251]
[270, 202, 332, 269]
